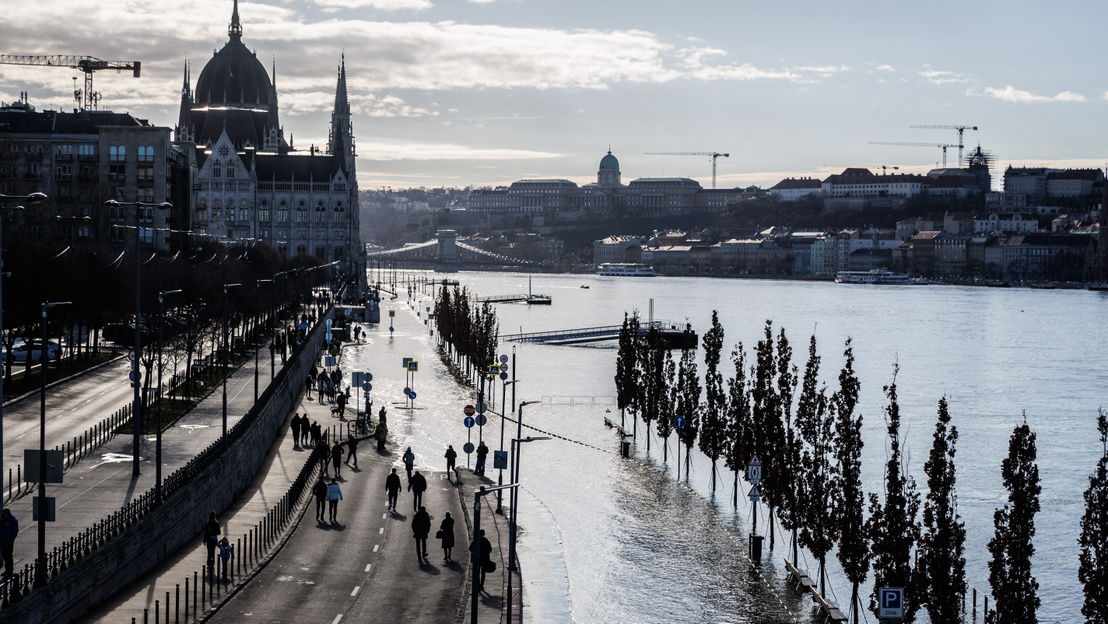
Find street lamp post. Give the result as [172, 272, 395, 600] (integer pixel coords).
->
[105, 199, 172, 476]
[470, 483, 516, 624]
[156, 289, 181, 503]
[496, 379, 520, 514]
[0, 191, 46, 496]
[37, 300, 70, 587]
[506, 435, 549, 624]
[508, 401, 540, 572]
[222, 283, 241, 438]
[254, 279, 272, 403]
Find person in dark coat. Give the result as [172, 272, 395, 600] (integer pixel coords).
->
[312, 476, 328, 522]
[204, 510, 221, 567]
[444, 445, 457, 480]
[375, 421, 388, 450]
[409, 470, 427, 510]
[473, 529, 492, 590]
[475, 441, 489, 476]
[310, 421, 321, 446]
[290, 413, 302, 448]
[402, 447, 415, 480]
[412, 506, 431, 561]
[345, 433, 359, 468]
[305, 373, 314, 399]
[385, 468, 402, 511]
[331, 441, 344, 477]
[438, 512, 455, 562]
[0, 508, 18, 577]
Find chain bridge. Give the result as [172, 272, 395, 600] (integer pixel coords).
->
[366, 229, 538, 268]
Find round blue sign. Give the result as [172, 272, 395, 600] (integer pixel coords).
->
[463, 442, 475, 454]
[476, 402, 487, 414]
[389, 326, 394, 333]
[464, 416, 475, 428]
[476, 414, 487, 427]
[674, 416, 686, 429]
[408, 391, 417, 400]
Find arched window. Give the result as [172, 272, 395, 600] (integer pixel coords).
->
[211, 199, 222, 218]
[315, 201, 327, 223]
[315, 246, 325, 259]
[296, 245, 307, 257]
[197, 199, 208, 221]
[277, 201, 289, 223]
[296, 200, 307, 223]
[258, 199, 269, 222]
[334, 246, 344, 261]
[239, 200, 250, 221]
[333, 201, 344, 219]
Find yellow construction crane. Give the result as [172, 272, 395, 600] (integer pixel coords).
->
[868, 141, 957, 167]
[0, 55, 141, 111]
[909, 125, 977, 166]
[646, 151, 730, 189]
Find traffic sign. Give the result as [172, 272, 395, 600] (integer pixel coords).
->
[129, 370, 140, 382]
[325, 356, 336, 368]
[475, 414, 487, 427]
[300, 321, 308, 331]
[389, 310, 395, 317]
[878, 588, 904, 619]
[464, 416, 475, 428]
[748, 454, 762, 485]
[499, 354, 509, 364]
[493, 450, 508, 470]
[404, 387, 412, 395]
[674, 416, 686, 429]
[365, 373, 373, 382]
[486, 364, 499, 375]
[408, 390, 417, 400]
[475, 402, 487, 414]
[389, 326, 394, 333]
[364, 382, 373, 392]
[403, 358, 412, 369]
[499, 363, 508, 373]
[464, 405, 476, 416]
[463, 442, 475, 454]
[127, 349, 137, 362]
[748, 484, 761, 502]
[500, 371, 508, 380]
[407, 361, 418, 372]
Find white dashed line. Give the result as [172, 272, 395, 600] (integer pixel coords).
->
[373, 544, 379, 552]
[332, 616, 343, 624]
[351, 586, 360, 597]
[365, 564, 371, 572]
[382, 513, 387, 519]
[379, 527, 384, 534]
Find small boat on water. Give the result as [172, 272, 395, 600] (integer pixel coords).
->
[580, 285, 590, 289]
[597, 263, 654, 277]
[835, 269, 920, 285]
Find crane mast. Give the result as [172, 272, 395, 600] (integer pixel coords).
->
[909, 125, 977, 166]
[0, 55, 141, 111]
[646, 151, 730, 188]
[868, 141, 957, 167]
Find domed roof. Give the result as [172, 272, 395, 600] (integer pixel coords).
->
[599, 150, 620, 171]
[193, 3, 272, 109]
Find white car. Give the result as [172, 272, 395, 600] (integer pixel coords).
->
[4, 340, 61, 362]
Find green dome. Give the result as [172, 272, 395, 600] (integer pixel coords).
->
[599, 150, 619, 171]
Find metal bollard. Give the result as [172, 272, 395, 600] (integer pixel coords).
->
[155, 600, 159, 624]
[144, 607, 149, 624]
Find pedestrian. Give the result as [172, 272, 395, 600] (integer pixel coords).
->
[217, 537, 233, 580]
[204, 510, 221, 568]
[375, 421, 388, 450]
[331, 441, 344, 476]
[0, 508, 17, 577]
[318, 376, 326, 404]
[474, 529, 493, 591]
[403, 447, 415, 480]
[305, 373, 313, 399]
[385, 468, 402, 511]
[312, 476, 328, 522]
[346, 433, 359, 468]
[412, 506, 431, 562]
[409, 470, 427, 510]
[444, 445, 457, 479]
[475, 441, 489, 476]
[291, 413, 302, 448]
[378, 405, 388, 424]
[437, 511, 455, 562]
[326, 477, 343, 523]
[302, 418, 311, 446]
[336, 392, 347, 419]
[310, 421, 321, 446]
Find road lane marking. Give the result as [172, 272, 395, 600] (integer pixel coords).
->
[379, 527, 384, 534]
[332, 616, 343, 624]
[365, 564, 371, 572]
[382, 513, 387, 519]
[351, 586, 360, 597]
[373, 545, 379, 552]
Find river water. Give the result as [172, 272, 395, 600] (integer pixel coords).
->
[353, 271, 1107, 623]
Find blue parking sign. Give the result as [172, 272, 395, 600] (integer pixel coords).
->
[878, 587, 903, 618]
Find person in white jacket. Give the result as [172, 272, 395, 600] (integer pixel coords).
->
[326, 478, 343, 523]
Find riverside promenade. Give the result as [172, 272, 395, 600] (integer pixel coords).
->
[0, 297, 515, 623]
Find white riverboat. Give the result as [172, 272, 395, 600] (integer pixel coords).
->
[835, 269, 920, 285]
[597, 263, 654, 277]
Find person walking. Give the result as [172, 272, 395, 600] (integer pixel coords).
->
[336, 392, 348, 419]
[409, 470, 427, 511]
[438, 512, 455, 563]
[375, 421, 388, 450]
[475, 441, 489, 477]
[345, 433, 359, 468]
[312, 476, 328, 522]
[318, 376, 327, 404]
[204, 510, 221, 569]
[305, 373, 314, 399]
[474, 529, 493, 591]
[311, 421, 322, 447]
[402, 447, 415, 480]
[326, 477, 343, 523]
[385, 468, 402, 511]
[0, 508, 17, 577]
[291, 413, 302, 448]
[331, 441, 345, 476]
[444, 445, 457, 480]
[302, 417, 312, 447]
[412, 506, 431, 562]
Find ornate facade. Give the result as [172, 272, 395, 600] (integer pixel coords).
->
[175, 0, 361, 271]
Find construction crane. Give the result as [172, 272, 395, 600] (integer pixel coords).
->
[909, 125, 977, 167]
[868, 141, 957, 167]
[823, 165, 899, 175]
[646, 152, 730, 189]
[0, 55, 141, 111]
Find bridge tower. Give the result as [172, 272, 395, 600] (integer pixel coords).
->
[437, 229, 459, 264]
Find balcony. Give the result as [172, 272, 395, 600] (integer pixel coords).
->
[56, 173, 73, 182]
[56, 153, 74, 162]
[78, 154, 99, 162]
[25, 151, 43, 161]
[78, 172, 99, 182]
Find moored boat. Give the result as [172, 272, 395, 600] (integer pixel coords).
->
[835, 269, 919, 285]
[597, 263, 654, 277]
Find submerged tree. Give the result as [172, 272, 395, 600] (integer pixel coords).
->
[987, 417, 1041, 624]
[724, 342, 751, 506]
[1079, 409, 1108, 623]
[698, 311, 727, 492]
[918, 397, 966, 624]
[656, 347, 676, 462]
[615, 312, 641, 431]
[675, 323, 701, 479]
[796, 334, 838, 595]
[832, 338, 867, 624]
[867, 364, 921, 623]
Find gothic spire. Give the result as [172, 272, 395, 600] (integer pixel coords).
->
[328, 54, 354, 173]
[229, 0, 243, 40]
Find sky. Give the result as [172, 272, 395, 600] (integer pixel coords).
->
[2, 0, 1106, 191]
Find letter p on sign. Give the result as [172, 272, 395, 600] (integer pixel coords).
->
[878, 587, 903, 618]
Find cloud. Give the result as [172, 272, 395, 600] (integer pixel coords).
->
[919, 69, 970, 84]
[980, 85, 1087, 103]
[358, 142, 564, 161]
[875, 64, 895, 72]
[308, 0, 431, 9]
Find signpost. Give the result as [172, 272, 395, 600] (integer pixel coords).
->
[878, 587, 904, 620]
[748, 454, 763, 559]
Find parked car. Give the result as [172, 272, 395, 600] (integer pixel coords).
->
[4, 340, 61, 362]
